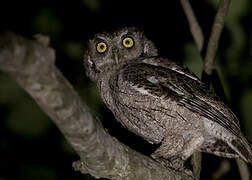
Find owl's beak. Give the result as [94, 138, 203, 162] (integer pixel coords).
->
[112, 48, 119, 64]
[114, 54, 119, 64]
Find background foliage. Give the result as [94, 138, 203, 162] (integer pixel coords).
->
[0, 0, 251, 179]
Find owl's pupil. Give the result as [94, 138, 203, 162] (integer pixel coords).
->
[125, 40, 130, 45]
[100, 45, 104, 49]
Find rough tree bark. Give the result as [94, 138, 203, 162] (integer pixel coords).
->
[0, 33, 193, 180]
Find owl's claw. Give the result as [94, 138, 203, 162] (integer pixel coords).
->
[72, 160, 88, 174]
[151, 152, 185, 170]
[168, 155, 185, 170]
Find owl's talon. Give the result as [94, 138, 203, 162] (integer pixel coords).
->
[72, 160, 88, 174]
[168, 156, 185, 170]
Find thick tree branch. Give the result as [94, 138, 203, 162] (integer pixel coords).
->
[0, 32, 193, 180]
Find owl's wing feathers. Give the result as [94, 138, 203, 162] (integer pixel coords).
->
[121, 59, 240, 136]
[119, 59, 252, 162]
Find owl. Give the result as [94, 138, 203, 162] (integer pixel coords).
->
[83, 27, 252, 167]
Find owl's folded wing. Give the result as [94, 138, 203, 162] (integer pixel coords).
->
[120, 59, 241, 137]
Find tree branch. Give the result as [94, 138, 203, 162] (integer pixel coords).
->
[235, 159, 250, 180]
[0, 32, 193, 180]
[179, 0, 204, 51]
[203, 0, 231, 75]
[190, 151, 202, 180]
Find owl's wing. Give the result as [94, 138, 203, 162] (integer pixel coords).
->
[120, 58, 241, 137]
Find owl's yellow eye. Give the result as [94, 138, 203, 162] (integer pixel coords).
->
[122, 37, 134, 48]
[96, 42, 107, 53]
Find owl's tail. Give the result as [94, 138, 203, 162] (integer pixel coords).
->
[228, 135, 252, 163]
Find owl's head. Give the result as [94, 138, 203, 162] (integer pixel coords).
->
[84, 27, 158, 81]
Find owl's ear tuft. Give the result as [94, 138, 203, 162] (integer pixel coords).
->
[143, 39, 158, 57]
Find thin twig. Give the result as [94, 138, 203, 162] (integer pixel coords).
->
[180, 0, 204, 51]
[203, 0, 231, 75]
[212, 160, 231, 180]
[191, 151, 202, 180]
[236, 159, 250, 180]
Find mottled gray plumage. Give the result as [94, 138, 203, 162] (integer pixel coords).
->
[83, 27, 252, 166]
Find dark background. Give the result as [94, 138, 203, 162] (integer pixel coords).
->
[0, 0, 251, 179]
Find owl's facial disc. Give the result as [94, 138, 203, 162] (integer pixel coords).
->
[84, 27, 158, 82]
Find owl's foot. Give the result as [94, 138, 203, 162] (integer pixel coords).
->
[72, 160, 88, 174]
[151, 153, 185, 170]
[151, 134, 186, 169]
[168, 156, 185, 170]
[151, 154, 193, 177]
[167, 156, 194, 177]
[151, 154, 173, 169]
[180, 136, 204, 160]
[152, 134, 184, 159]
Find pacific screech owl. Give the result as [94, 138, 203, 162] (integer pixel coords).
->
[83, 27, 252, 166]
